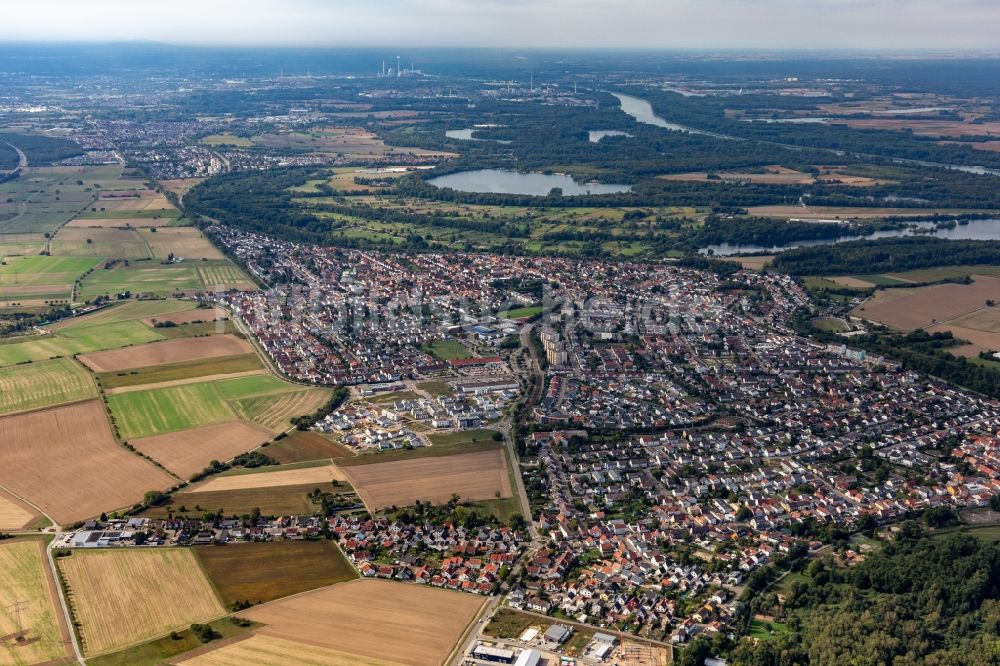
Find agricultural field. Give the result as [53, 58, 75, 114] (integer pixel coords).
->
[141, 481, 347, 519]
[852, 275, 1000, 330]
[0, 488, 39, 530]
[59, 548, 225, 656]
[237, 579, 485, 666]
[76, 263, 208, 300]
[49, 227, 152, 259]
[341, 448, 512, 510]
[177, 634, 400, 666]
[47, 299, 200, 331]
[158, 178, 204, 198]
[86, 618, 252, 666]
[0, 233, 47, 257]
[0, 356, 96, 415]
[0, 400, 175, 525]
[130, 421, 273, 480]
[264, 430, 352, 464]
[107, 361, 327, 438]
[96, 353, 263, 390]
[0, 255, 100, 287]
[252, 127, 452, 158]
[229, 388, 331, 432]
[79, 334, 253, 372]
[187, 463, 346, 494]
[140, 227, 225, 261]
[0, 539, 73, 666]
[0, 167, 100, 234]
[194, 540, 357, 606]
[108, 381, 239, 438]
[0, 319, 163, 367]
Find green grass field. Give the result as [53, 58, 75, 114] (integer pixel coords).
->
[264, 430, 353, 464]
[0, 256, 101, 286]
[200, 134, 253, 147]
[108, 373, 316, 439]
[108, 381, 238, 439]
[0, 320, 163, 366]
[97, 353, 263, 390]
[499, 306, 543, 319]
[0, 357, 97, 415]
[749, 618, 789, 640]
[423, 339, 473, 360]
[848, 273, 909, 286]
[77, 263, 205, 299]
[85, 618, 253, 666]
[195, 540, 357, 607]
[141, 481, 350, 519]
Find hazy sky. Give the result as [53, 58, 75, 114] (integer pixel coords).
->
[2, 0, 999, 50]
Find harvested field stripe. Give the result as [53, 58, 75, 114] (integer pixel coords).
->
[105, 370, 268, 395]
[177, 633, 405, 666]
[185, 464, 346, 494]
[60, 548, 226, 656]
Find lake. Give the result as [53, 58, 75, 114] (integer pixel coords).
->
[445, 129, 511, 144]
[427, 169, 632, 196]
[700, 218, 1000, 256]
[589, 130, 633, 143]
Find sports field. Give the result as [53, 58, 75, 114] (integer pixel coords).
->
[195, 540, 357, 606]
[341, 448, 512, 510]
[0, 539, 72, 665]
[0, 356, 96, 415]
[238, 579, 484, 666]
[60, 548, 225, 656]
[0, 400, 175, 525]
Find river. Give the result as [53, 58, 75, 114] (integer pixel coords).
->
[614, 92, 1000, 176]
[700, 218, 1000, 256]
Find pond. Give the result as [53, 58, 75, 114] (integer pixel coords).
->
[588, 130, 633, 143]
[427, 169, 632, 196]
[700, 218, 1000, 256]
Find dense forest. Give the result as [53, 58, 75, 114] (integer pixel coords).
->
[0, 132, 83, 166]
[728, 527, 1000, 665]
[771, 237, 1000, 275]
[0, 142, 17, 171]
[639, 89, 1000, 170]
